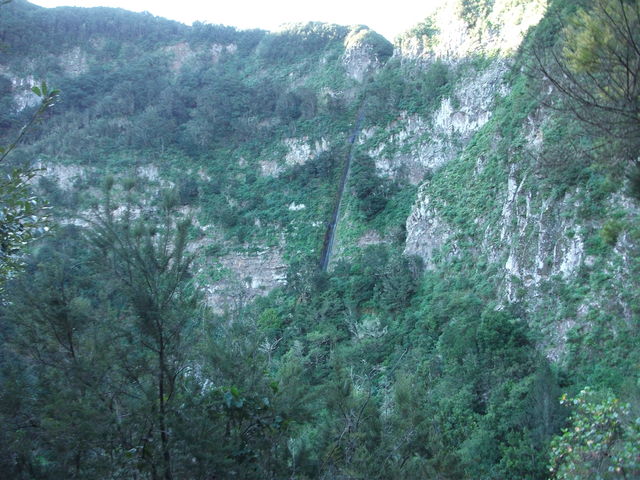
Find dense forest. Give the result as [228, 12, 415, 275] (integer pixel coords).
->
[0, 0, 639, 478]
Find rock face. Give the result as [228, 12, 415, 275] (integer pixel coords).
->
[284, 137, 329, 167]
[396, 0, 548, 62]
[498, 165, 587, 301]
[10, 0, 638, 367]
[403, 80, 640, 361]
[342, 42, 381, 83]
[404, 189, 455, 269]
[59, 47, 89, 77]
[260, 137, 330, 177]
[163, 42, 197, 72]
[364, 0, 539, 185]
[342, 26, 393, 82]
[36, 162, 86, 190]
[396, 0, 637, 361]
[205, 248, 287, 314]
[9, 74, 41, 112]
[361, 59, 509, 184]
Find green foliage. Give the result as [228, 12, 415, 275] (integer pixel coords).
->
[457, 0, 495, 29]
[537, 0, 640, 165]
[0, 0, 186, 56]
[0, 188, 305, 478]
[187, 21, 265, 52]
[350, 153, 398, 221]
[344, 25, 394, 60]
[177, 176, 199, 205]
[0, 225, 122, 478]
[0, 168, 48, 285]
[275, 87, 317, 121]
[601, 219, 623, 246]
[400, 18, 439, 50]
[1, 1, 639, 479]
[365, 58, 451, 123]
[256, 22, 348, 62]
[0, 81, 58, 291]
[549, 388, 640, 479]
[86, 185, 202, 479]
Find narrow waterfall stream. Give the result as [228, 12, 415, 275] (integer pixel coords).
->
[319, 106, 366, 271]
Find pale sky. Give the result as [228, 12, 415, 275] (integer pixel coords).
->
[29, 0, 439, 40]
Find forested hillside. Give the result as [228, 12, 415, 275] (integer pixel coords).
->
[0, 0, 639, 478]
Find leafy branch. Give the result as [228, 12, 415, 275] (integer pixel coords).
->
[0, 81, 59, 163]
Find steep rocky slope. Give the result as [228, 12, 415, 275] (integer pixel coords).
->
[3, 0, 636, 370]
[399, 0, 640, 364]
[3, 0, 637, 385]
[1, 0, 639, 477]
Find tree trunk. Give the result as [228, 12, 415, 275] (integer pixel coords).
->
[159, 338, 172, 480]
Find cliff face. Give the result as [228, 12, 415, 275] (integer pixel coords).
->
[398, 2, 640, 362]
[360, 59, 509, 184]
[4, 2, 640, 478]
[396, 0, 547, 61]
[0, 6, 399, 308]
[3, 0, 638, 364]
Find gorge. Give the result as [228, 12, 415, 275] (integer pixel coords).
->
[0, 0, 639, 478]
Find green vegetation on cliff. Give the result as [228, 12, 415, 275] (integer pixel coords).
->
[0, 0, 638, 478]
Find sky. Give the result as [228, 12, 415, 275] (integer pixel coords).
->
[29, 0, 438, 40]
